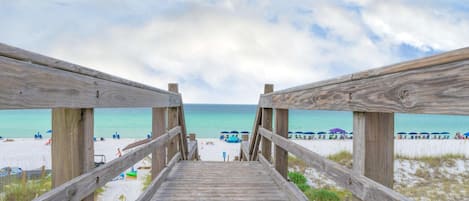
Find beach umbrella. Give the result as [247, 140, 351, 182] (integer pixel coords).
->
[240, 131, 249, 134]
[304, 131, 314, 135]
[349, 132, 353, 135]
[420, 132, 429, 135]
[441, 132, 450, 135]
[431, 132, 440, 135]
[408, 132, 418, 135]
[221, 131, 229, 134]
[295, 131, 303, 134]
[397, 132, 407, 135]
[230, 131, 239, 134]
[329, 128, 346, 134]
[46, 129, 52, 134]
[464, 132, 469, 137]
[317, 131, 326, 135]
[288, 131, 293, 134]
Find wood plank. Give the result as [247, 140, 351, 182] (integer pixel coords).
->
[261, 83, 274, 162]
[274, 109, 288, 179]
[260, 60, 469, 115]
[0, 56, 181, 109]
[0, 43, 177, 96]
[248, 103, 262, 160]
[258, 127, 411, 201]
[136, 153, 180, 201]
[258, 155, 308, 201]
[353, 112, 394, 188]
[187, 141, 198, 160]
[177, 104, 188, 160]
[51, 108, 94, 201]
[241, 142, 250, 161]
[167, 84, 179, 161]
[151, 161, 290, 201]
[34, 126, 181, 201]
[152, 108, 167, 179]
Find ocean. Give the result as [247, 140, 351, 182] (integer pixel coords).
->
[1, 104, 469, 138]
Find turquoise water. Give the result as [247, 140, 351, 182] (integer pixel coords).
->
[1, 104, 469, 138]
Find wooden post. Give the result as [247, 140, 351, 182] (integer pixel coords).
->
[167, 83, 179, 160]
[261, 84, 273, 162]
[152, 107, 166, 179]
[353, 112, 394, 188]
[52, 108, 94, 201]
[241, 134, 249, 142]
[189, 133, 196, 141]
[275, 108, 288, 179]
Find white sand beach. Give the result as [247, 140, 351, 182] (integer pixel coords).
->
[1, 138, 468, 200]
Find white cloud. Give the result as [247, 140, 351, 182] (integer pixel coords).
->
[1, 0, 468, 104]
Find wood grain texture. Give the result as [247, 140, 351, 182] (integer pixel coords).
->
[136, 153, 180, 201]
[248, 103, 262, 160]
[177, 104, 188, 160]
[187, 141, 198, 160]
[51, 108, 94, 201]
[241, 142, 250, 161]
[261, 108, 273, 162]
[34, 126, 181, 201]
[353, 112, 394, 188]
[0, 43, 177, 96]
[258, 155, 308, 201]
[152, 107, 167, 179]
[261, 60, 469, 115]
[0, 56, 181, 109]
[258, 127, 410, 201]
[167, 84, 179, 161]
[274, 109, 288, 179]
[150, 161, 290, 201]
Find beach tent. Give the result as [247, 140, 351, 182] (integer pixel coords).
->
[329, 128, 346, 134]
[226, 136, 240, 143]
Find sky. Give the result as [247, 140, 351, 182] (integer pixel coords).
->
[1, 0, 469, 104]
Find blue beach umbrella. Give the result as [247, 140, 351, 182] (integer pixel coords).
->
[420, 132, 429, 135]
[431, 132, 440, 135]
[441, 132, 450, 135]
[408, 132, 418, 135]
[46, 129, 52, 134]
[240, 131, 249, 134]
[221, 131, 229, 134]
[317, 131, 326, 135]
[230, 131, 239, 134]
[288, 131, 293, 134]
[464, 132, 469, 137]
[303, 132, 315, 135]
[295, 131, 303, 134]
[397, 132, 407, 135]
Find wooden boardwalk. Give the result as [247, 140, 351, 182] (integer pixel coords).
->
[150, 161, 290, 201]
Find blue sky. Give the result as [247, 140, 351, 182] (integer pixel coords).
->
[1, 0, 468, 104]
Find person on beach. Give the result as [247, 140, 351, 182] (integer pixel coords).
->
[116, 148, 122, 157]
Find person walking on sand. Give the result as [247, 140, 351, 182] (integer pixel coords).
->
[116, 148, 122, 157]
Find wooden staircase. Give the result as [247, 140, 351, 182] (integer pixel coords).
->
[150, 161, 290, 201]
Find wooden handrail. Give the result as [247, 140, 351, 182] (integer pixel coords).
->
[33, 126, 181, 201]
[258, 154, 308, 201]
[0, 43, 181, 109]
[136, 152, 181, 201]
[258, 127, 411, 201]
[260, 48, 469, 115]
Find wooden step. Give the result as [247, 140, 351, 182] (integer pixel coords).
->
[150, 161, 291, 201]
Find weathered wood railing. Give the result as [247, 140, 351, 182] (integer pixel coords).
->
[243, 47, 469, 201]
[0, 43, 198, 201]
